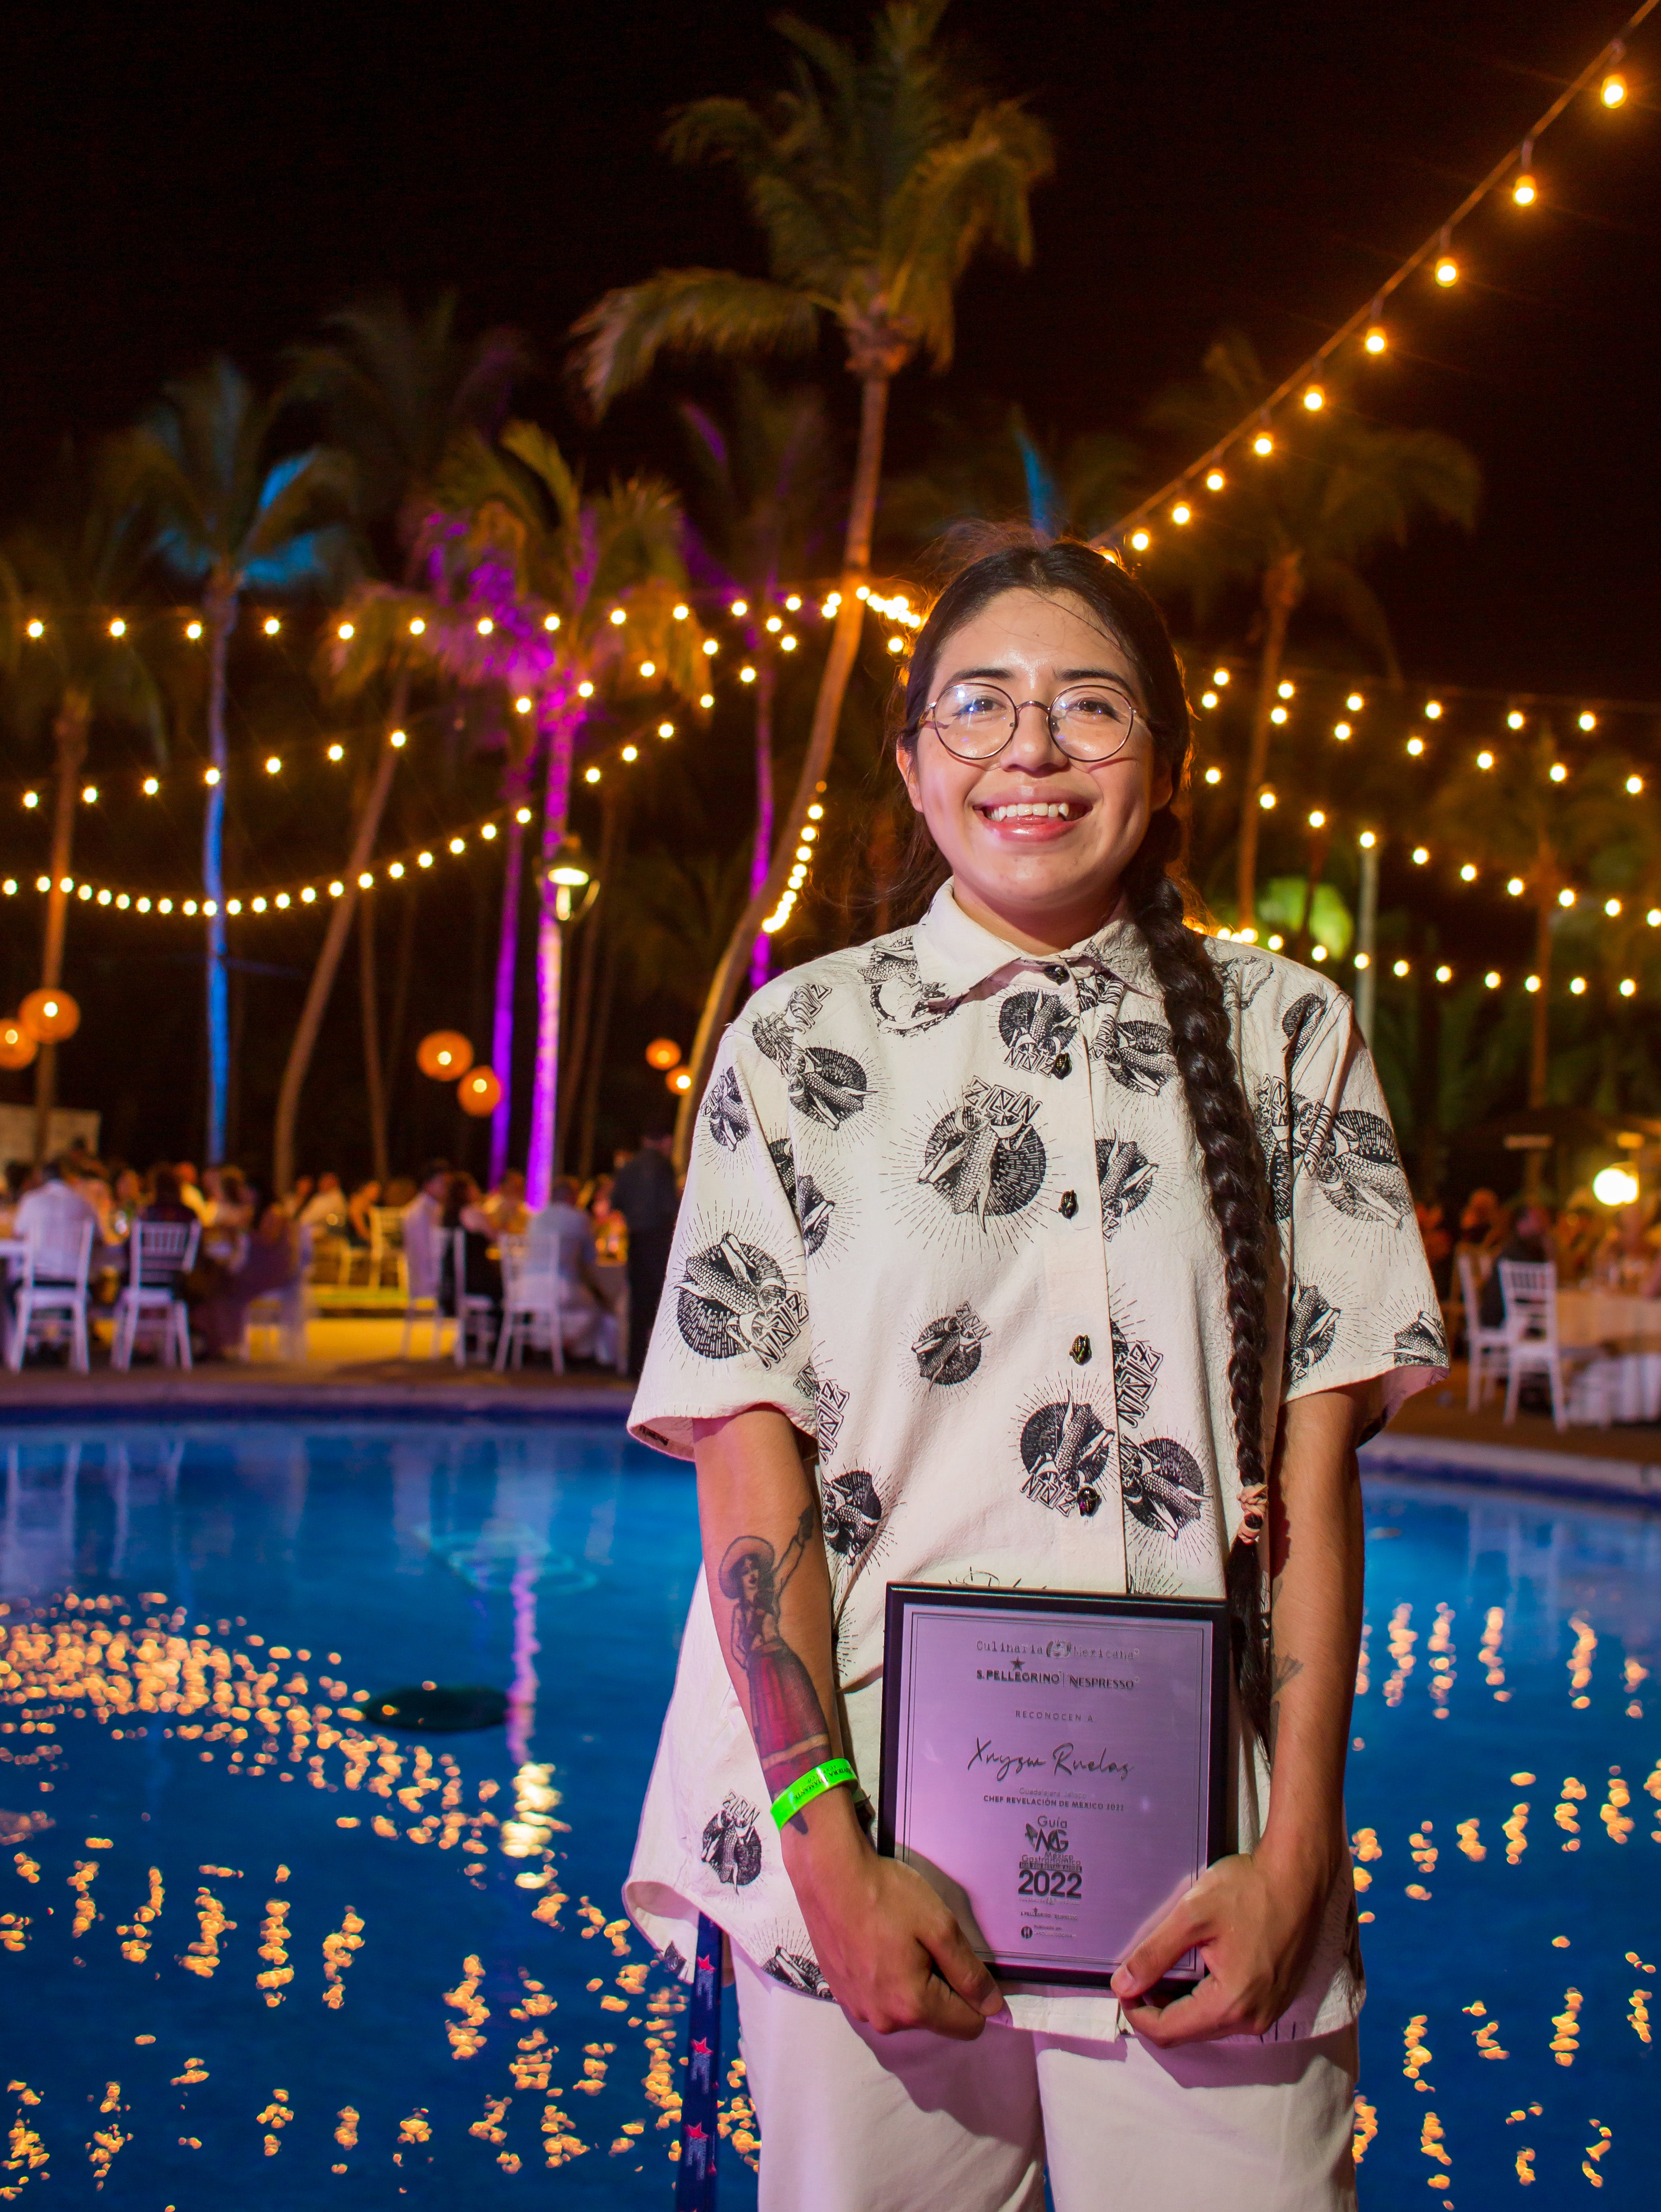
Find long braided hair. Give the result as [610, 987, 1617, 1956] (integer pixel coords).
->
[893, 531, 1275, 1739]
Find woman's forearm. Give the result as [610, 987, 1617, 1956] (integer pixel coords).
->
[692, 1408, 848, 1822]
[1258, 1384, 1368, 1885]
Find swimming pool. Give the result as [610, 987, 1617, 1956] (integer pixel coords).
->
[0, 1425, 1655, 2208]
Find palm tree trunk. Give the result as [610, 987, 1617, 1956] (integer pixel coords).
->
[1529, 880, 1553, 1112]
[673, 370, 892, 1168]
[271, 685, 408, 1198]
[1235, 552, 1303, 933]
[202, 581, 236, 1161]
[576, 917, 623, 1184]
[526, 699, 581, 1208]
[358, 889, 389, 1185]
[32, 691, 90, 1160]
[1290, 820, 1330, 964]
[559, 779, 627, 1172]
[488, 801, 529, 1188]
[384, 875, 420, 1165]
[747, 656, 776, 992]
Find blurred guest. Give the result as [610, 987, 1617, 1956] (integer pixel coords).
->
[486, 1170, 529, 1237]
[0, 1160, 34, 1238]
[1479, 1201, 1554, 1328]
[346, 1178, 382, 1245]
[283, 1174, 316, 1220]
[107, 1165, 143, 1243]
[584, 1173, 627, 1264]
[1555, 1196, 1605, 1285]
[1454, 1188, 1504, 1266]
[14, 1161, 101, 1285]
[142, 1167, 198, 1229]
[438, 1172, 501, 1325]
[175, 1161, 208, 1219]
[610, 1125, 679, 1377]
[1415, 1198, 1453, 1296]
[527, 1176, 618, 1363]
[400, 1160, 451, 1301]
[297, 1172, 348, 1233]
[197, 1202, 303, 1358]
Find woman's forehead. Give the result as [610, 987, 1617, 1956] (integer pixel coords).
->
[933, 588, 1138, 679]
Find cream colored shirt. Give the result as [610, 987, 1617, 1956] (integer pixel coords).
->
[626, 882, 1445, 2039]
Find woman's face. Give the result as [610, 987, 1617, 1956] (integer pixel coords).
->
[897, 588, 1173, 949]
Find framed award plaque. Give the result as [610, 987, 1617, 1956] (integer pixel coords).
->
[877, 1585, 1229, 1992]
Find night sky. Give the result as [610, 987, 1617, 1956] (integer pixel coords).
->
[2, 0, 1656, 1178]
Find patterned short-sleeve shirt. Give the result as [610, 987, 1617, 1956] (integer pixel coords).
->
[625, 882, 1446, 2038]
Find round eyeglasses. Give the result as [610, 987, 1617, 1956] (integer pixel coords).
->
[921, 680, 1140, 764]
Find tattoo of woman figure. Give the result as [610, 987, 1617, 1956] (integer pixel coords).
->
[719, 1510, 833, 1822]
[1267, 1653, 1304, 1766]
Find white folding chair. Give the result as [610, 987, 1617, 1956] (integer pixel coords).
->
[368, 1206, 408, 1293]
[399, 1207, 448, 1359]
[111, 1219, 201, 1371]
[1457, 1252, 1510, 1412]
[495, 1234, 566, 1375]
[448, 1227, 497, 1369]
[7, 1221, 95, 1374]
[1500, 1260, 1607, 1431]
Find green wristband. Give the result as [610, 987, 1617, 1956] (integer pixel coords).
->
[770, 1759, 857, 1829]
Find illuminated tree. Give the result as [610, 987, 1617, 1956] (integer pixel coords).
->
[572, 0, 1052, 1159]
[1144, 333, 1478, 931]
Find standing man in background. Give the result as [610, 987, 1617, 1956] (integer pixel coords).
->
[609, 1127, 679, 1378]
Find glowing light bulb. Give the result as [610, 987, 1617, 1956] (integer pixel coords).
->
[808, 804, 825, 820]
[1549, 762, 1567, 782]
[449, 837, 465, 855]
[781, 634, 797, 651]
[1570, 976, 1587, 995]
[265, 756, 281, 775]
[1346, 693, 1364, 712]
[1579, 710, 1597, 731]
[1507, 877, 1525, 896]
[1627, 774, 1644, 795]
[1252, 431, 1274, 456]
[1214, 668, 1230, 685]
[1205, 470, 1226, 491]
[1602, 70, 1628, 107]
[1270, 705, 1287, 724]
[1435, 254, 1458, 286]
[409, 617, 426, 635]
[204, 766, 221, 786]
[702, 638, 717, 656]
[1605, 897, 1622, 917]
[1333, 722, 1351, 741]
[1460, 863, 1477, 882]
[26, 619, 44, 638]
[1423, 700, 1442, 720]
[476, 616, 493, 635]
[301, 886, 316, 902]
[1558, 888, 1576, 908]
[544, 613, 560, 631]
[766, 615, 782, 633]
[338, 621, 355, 641]
[622, 744, 638, 762]
[1412, 847, 1429, 865]
[1277, 680, 1295, 699]
[577, 680, 594, 697]
[1525, 974, 1540, 993]
[1359, 831, 1377, 850]
[329, 880, 344, 897]
[1201, 691, 1218, 709]
[1204, 767, 1222, 784]
[741, 665, 758, 682]
[700, 693, 714, 709]
[584, 766, 601, 785]
[1619, 978, 1637, 998]
[1477, 750, 1495, 770]
[658, 722, 675, 739]
[1311, 946, 1327, 962]
[516, 807, 531, 825]
[143, 776, 159, 796]
[277, 891, 291, 907]
[1513, 173, 1537, 206]
[1307, 810, 1326, 829]
[1407, 737, 1424, 757]
[418, 852, 433, 869]
[1393, 960, 1410, 977]
[108, 617, 126, 637]
[1171, 503, 1192, 525]
[263, 617, 280, 636]
[1363, 325, 1387, 355]
[480, 823, 496, 841]
[730, 600, 747, 617]
[1259, 790, 1276, 810]
[1484, 971, 1501, 990]
[786, 596, 801, 612]
[1435, 964, 1452, 983]
[327, 743, 344, 761]
[1507, 710, 1524, 730]
[225, 899, 241, 916]
[1129, 530, 1151, 551]
[1302, 385, 1325, 411]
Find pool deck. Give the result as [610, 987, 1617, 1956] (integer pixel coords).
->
[3, 1330, 1659, 1499]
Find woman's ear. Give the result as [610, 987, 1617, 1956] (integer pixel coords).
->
[896, 739, 924, 814]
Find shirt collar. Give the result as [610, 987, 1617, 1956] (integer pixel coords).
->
[908, 880, 1159, 1003]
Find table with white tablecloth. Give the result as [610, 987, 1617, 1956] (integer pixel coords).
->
[1556, 1289, 1661, 1422]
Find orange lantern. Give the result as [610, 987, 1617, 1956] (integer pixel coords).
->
[458, 1065, 503, 1117]
[0, 1018, 39, 1070]
[418, 1029, 474, 1080]
[668, 1067, 694, 1095]
[645, 1037, 683, 1072]
[19, 987, 80, 1042]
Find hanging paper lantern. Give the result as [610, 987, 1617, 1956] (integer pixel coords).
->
[19, 987, 80, 1042]
[667, 1067, 693, 1095]
[644, 1037, 682, 1071]
[458, 1065, 503, 1117]
[0, 1018, 39, 1069]
[418, 1029, 474, 1079]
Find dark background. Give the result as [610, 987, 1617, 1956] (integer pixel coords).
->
[2, 0, 1656, 1182]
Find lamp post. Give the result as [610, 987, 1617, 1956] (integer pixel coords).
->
[525, 839, 596, 1209]
[1354, 831, 1380, 1046]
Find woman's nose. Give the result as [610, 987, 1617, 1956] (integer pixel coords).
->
[1004, 700, 1065, 769]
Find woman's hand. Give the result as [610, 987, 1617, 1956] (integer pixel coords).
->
[1108, 1838, 1335, 2045]
[783, 1794, 1006, 2041]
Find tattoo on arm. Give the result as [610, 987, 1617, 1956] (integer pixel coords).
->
[717, 1507, 834, 1817]
[1267, 1653, 1304, 1765]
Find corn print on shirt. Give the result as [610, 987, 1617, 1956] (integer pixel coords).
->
[625, 881, 1447, 2039]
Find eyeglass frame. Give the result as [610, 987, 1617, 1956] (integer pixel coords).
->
[915, 678, 1144, 765]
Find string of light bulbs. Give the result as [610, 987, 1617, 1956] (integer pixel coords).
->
[1093, 1, 1659, 553]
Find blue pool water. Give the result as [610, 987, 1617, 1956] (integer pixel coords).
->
[0, 1426, 1655, 2209]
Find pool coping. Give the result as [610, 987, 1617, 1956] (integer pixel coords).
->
[0, 1380, 638, 1427]
[1361, 1430, 1661, 1507]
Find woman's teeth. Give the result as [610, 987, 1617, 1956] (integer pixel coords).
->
[982, 800, 1083, 822]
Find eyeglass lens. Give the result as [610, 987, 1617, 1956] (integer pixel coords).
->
[928, 681, 1136, 762]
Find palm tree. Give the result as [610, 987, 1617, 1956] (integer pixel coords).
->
[882, 396, 1136, 549]
[676, 369, 837, 988]
[114, 359, 352, 1162]
[1143, 332, 1480, 931]
[270, 295, 528, 1194]
[4, 450, 165, 1153]
[328, 423, 708, 1202]
[1430, 728, 1653, 1115]
[571, 0, 1052, 1160]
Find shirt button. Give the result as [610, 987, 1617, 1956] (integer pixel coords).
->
[1045, 963, 1069, 985]
[1070, 1334, 1091, 1365]
[1077, 1488, 1101, 1517]
[1052, 1051, 1072, 1079]
[1058, 1190, 1079, 1219]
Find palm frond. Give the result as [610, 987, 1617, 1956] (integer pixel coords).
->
[570, 271, 821, 413]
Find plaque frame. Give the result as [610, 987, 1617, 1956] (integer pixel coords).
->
[877, 1583, 1230, 1992]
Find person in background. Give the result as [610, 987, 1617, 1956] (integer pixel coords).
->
[141, 1168, 197, 1228]
[15, 1157, 101, 1266]
[438, 1172, 502, 1329]
[1479, 1200, 1554, 1328]
[0, 1161, 34, 1238]
[584, 1172, 627, 1264]
[196, 1201, 303, 1358]
[1415, 1198, 1452, 1298]
[400, 1160, 451, 1308]
[527, 1175, 619, 1363]
[297, 1172, 348, 1233]
[175, 1162, 208, 1220]
[346, 1178, 382, 1246]
[283, 1174, 316, 1220]
[609, 1125, 679, 1377]
[486, 1169, 529, 1237]
[1556, 1195, 1606, 1285]
[107, 1165, 143, 1244]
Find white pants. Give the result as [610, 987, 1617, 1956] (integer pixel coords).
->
[733, 1945, 1358, 2212]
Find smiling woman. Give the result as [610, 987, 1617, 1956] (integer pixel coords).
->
[622, 534, 1449, 2210]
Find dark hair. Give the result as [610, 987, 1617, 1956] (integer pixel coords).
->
[896, 530, 1274, 1740]
[420, 1158, 452, 1188]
